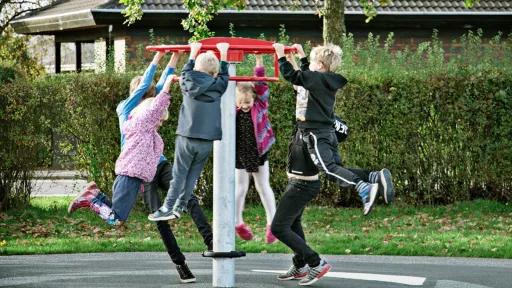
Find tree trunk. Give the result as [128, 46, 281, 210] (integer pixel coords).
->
[323, 0, 345, 45]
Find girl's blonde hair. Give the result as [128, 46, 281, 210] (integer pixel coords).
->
[236, 82, 256, 102]
[310, 44, 343, 72]
[129, 97, 169, 122]
[195, 51, 220, 75]
[130, 76, 156, 100]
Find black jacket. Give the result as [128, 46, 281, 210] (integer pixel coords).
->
[279, 56, 347, 129]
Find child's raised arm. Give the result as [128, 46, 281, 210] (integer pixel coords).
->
[129, 75, 176, 132]
[274, 43, 315, 89]
[208, 43, 230, 94]
[254, 54, 269, 100]
[181, 42, 202, 74]
[156, 52, 181, 94]
[119, 51, 165, 118]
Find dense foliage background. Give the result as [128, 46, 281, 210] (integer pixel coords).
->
[1, 30, 511, 210]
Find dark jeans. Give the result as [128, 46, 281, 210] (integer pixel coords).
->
[144, 161, 213, 265]
[271, 178, 321, 268]
[301, 128, 366, 187]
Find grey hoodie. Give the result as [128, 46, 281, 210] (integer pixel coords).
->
[176, 59, 229, 140]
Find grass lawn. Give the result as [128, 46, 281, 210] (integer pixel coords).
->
[1, 197, 511, 258]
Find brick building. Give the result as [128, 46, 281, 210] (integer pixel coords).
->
[11, 0, 512, 73]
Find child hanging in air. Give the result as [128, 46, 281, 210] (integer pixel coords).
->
[234, 55, 277, 244]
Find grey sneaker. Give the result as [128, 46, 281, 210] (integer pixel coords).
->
[176, 262, 196, 283]
[362, 183, 378, 216]
[378, 168, 395, 204]
[277, 264, 308, 281]
[298, 259, 331, 286]
[148, 208, 180, 221]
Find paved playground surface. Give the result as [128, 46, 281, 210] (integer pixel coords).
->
[1, 253, 511, 287]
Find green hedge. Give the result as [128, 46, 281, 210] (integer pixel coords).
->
[2, 31, 511, 208]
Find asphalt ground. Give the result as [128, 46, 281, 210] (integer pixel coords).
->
[1, 253, 511, 288]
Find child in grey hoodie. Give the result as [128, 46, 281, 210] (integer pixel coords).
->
[149, 42, 230, 221]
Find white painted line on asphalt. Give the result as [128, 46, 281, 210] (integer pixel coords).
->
[252, 269, 426, 286]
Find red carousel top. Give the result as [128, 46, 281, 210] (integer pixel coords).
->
[146, 37, 296, 82]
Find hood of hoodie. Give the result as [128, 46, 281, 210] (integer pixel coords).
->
[320, 72, 347, 91]
[181, 70, 217, 101]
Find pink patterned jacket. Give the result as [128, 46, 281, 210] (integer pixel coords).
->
[236, 66, 276, 156]
[115, 91, 170, 182]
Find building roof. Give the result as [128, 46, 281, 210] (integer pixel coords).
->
[97, 0, 512, 14]
[11, 0, 512, 34]
[17, 0, 512, 17]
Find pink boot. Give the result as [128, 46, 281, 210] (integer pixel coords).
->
[265, 225, 277, 244]
[235, 223, 254, 241]
[67, 182, 99, 213]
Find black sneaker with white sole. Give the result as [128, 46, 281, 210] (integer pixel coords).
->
[378, 168, 395, 204]
[176, 262, 196, 283]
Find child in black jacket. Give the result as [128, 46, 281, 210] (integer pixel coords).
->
[274, 43, 394, 215]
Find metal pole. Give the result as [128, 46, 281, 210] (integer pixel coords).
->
[212, 64, 237, 287]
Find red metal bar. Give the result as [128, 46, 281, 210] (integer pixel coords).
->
[146, 38, 296, 82]
[146, 44, 295, 54]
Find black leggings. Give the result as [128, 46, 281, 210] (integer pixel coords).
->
[144, 161, 213, 265]
[271, 178, 321, 268]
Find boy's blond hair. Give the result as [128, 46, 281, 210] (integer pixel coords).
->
[310, 44, 343, 72]
[195, 51, 219, 75]
[130, 97, 169, 122]
[130, 76, 156, 100]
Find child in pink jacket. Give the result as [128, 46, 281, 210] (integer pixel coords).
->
[235, 55, 277, 244]
[68, 75, 177, 226]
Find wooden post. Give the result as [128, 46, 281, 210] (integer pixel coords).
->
[75, 41, 82, 73]
[55, 41, 61, 74]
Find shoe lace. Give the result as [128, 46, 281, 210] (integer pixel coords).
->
[306, 263, 324, 279]
[286, 265, 301, 276]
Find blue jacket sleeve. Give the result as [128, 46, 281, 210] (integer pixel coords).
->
[155, 66, 175, 94]
[117, 63, 157, 118]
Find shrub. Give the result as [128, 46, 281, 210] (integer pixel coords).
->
[2, 31, 510, 209]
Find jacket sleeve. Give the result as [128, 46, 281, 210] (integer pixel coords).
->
[117, 63, 157, 118]
[254, 66, 270, 103]
[299, 57, 310, 71]
[209, 61, 229, 96]
[155, 66, 175, 94]
[127, 91, 171, 132]
[278, 57, 317, 90]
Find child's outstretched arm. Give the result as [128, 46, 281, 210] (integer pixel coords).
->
[156, 52, 181, 94]
[254, 54, 270, 101]
[130, 75, 176, 132]
[286, 54, 300, 91]
[181, 42, 202, 74]
[209, 42, 230, 94]
[292, 44, 310, 72]
[273, 43, 314, 89]
[119, 51, 165, 117]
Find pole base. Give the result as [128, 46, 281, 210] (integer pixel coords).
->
[202, 251, 246, 258]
